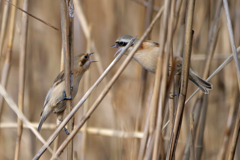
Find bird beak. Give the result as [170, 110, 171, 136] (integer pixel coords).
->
[88, 52, 97, 62]
[89, 52, 94, 56]
[110, 44, 117, 48]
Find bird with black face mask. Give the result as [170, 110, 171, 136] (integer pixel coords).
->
[111, 35, 212, 94]
[38, 53, 96, 134]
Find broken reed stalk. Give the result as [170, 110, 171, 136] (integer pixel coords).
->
[152, 0, 172, 159]
[166, 0, 195, 159]
[51, 9, 167, 158]
[59, 0, 73, 159]
[183, 1, 222, 159]
[14, 0, 28, 160]
[0, 84, 53, 154]
[217, 87, 239, 160]
[0, 0, 18, 119]
[0, 1, 9, 57]
[33, 36, 137, 159]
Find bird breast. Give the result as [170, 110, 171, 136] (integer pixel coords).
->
[133, 47, 159, 73]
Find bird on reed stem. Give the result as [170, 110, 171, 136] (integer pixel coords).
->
[111, 35, 212, 94]
[38, 53, 96, 134]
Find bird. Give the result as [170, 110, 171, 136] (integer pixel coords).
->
[110, 35, 213, 94]
[38, 53, 96, 134]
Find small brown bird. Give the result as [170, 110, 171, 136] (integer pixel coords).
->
[38, 53, 96, 134]
[111, 35, 212, 94]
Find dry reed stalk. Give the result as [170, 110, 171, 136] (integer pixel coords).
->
[0, 122, 145, 138]
[6, 0, 60, 31]
[67, 0, 74, 159]
[137, 7, 164, 160]
[195, 96, 207, 160]
[138, 98, 152, 160]
[222, 0, 240, 89]
[217, 88, 239, 160]
[183, 1, 222, 159]
[132, 0, 154, 159]
[0, 0, 17, 119]
[227, 107, 240, 160]
[51, 9, 167, 158]
[182, 98, 202, 160]
[166, 0, 177, 147]
[166, 0, 195, 159]
[185, 46, 240, 105]
[148, 4, 164, 134]
[152, 0, 172, 159]
[0, 84, 53, 154]
[34, 36, 137, 159]
[189, 113, 195, 160]
[234, 0, 240, 46]
[191, 54, 236, 61]
[223, 1, 240, 159]
[51, 38, 145, 158]
[52, 40, 65, 160]
[131, 0, 160, 12]
[0, 1, 9, 57]
[60, 0, 73, 159]
[14, 0, 28, 159]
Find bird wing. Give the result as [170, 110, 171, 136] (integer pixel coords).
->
[52, 70, 65, 86]
[41, 71, 65, 116]
[146, 40, 159, 46]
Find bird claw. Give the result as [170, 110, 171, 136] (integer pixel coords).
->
[64, 127, 70, 135]
[63, 90, 72, 100]
[169, 92, 177, 99]
[55, 91, 72, 105]
[59, 119, 70, 135]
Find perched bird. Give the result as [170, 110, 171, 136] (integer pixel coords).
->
[111, 35, 212, 94]
[38, 53, 96, 134]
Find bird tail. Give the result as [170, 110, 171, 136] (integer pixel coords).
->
[189, 69, 213, 94]
[37, 108, 51, 132]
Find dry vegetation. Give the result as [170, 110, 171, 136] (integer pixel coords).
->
[0, 0, 239, 160]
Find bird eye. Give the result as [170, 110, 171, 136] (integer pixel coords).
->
[84, 55, 88, 59]
[119, 42, 123, 46]
[118, 42, 127, 46]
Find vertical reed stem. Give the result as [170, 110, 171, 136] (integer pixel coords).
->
[0, 0, 18, 119]
[166, 0, 195, 159]
[60, 0, 73, 159]
[14, 0, 28, 159]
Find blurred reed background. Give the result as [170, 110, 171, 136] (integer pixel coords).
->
[0, 0, 239, 160]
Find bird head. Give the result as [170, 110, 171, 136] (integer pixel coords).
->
[74, 52, 97, 71]
[110, 35, 138, 56]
